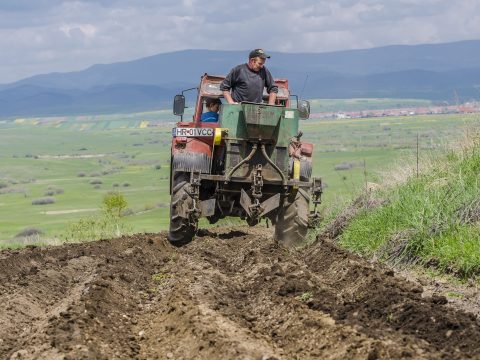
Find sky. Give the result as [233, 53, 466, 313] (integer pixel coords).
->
[1, 0, 480, 83]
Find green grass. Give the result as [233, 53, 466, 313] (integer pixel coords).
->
[339, 130, 480, 278]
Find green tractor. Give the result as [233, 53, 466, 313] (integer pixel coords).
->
[169, 74, 322, 246]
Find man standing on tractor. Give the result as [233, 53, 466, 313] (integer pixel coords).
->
[220, 49, 278, 105]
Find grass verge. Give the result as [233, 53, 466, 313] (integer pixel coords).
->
[337, 128, 480, 278]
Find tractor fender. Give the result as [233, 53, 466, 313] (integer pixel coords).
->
[172, 138, 212, 174]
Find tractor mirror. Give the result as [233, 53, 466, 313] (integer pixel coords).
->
[298, 100, 310, 119]
[173, 94, 185, 116]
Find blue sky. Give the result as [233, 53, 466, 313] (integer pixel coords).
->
[1, 0, 479, 83]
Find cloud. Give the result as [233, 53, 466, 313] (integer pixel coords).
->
[0, 0, 480, 83]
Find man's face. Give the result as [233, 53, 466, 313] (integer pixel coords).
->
[248, 57, 266, 72]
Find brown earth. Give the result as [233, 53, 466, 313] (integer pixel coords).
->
[1, 226, 479, 359]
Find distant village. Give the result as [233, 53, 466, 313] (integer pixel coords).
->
[311, 101, 480, 119]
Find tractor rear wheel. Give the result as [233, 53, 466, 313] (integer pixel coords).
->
[168, 172, 196, 246]
[274, 188, 310, 247]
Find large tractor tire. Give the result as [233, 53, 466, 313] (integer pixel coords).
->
[274, 188, 310, 247]
[168, 172, 196, 246]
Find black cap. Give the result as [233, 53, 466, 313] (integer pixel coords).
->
[249, 48, 271, 59]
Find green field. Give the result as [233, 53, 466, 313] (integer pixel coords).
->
[1, 109, 479, 246]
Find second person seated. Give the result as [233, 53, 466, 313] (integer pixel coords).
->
[201, 98, 222, 122]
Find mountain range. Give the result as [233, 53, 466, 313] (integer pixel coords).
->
[1, 40, 480, 117]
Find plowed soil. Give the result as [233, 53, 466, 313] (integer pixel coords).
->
[1, 226, 479, 359]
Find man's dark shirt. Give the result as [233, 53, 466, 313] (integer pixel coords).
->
[220, 63, 278, 103]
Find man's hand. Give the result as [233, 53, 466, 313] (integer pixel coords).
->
[268, 92, 277, 105]
[223, 91, 237, 104]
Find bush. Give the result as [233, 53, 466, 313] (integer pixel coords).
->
[63, 214, 132, 243]
[103, 191, 128, 217]
[113, 183, 119, 187]
[16, 227, 43, 238]
[122, 182, 131, 187]
[334, 162, 354, 171]
[90, 172, 101, 177]
[0, 182, 8, 189]
[63, 192, 131, 243]
[32, 198, 55, 205]
[154, 164, 162, 170]
[90, 179, 103, 185]
[77, 172, 86, 177]
[44, 187, 64, 196]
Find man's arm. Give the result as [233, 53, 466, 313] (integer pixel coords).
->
[268, 92, 277, 105]
[223, 90, 236, 104]
[264, 67, 278, 105]
[220, 66, 238, 104]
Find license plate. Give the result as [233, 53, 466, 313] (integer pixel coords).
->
[172, 127, 214, 137]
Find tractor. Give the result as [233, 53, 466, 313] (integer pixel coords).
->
[168, 74, 322, 247]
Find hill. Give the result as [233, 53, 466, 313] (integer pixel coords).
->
[1, 40, 480, 117]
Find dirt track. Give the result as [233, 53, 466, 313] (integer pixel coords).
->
[1, 227, 479, 359]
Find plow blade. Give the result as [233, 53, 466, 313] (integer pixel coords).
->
[240, 189, 280, 218]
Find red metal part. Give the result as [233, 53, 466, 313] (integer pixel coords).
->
[172, 137, 212, 157]
[300, 143, 313, 157]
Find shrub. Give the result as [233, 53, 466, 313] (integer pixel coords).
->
[32, 198, 55, 205]
[77, 172, 86, 177]
[90, 172, 101, 177]
[16, 227, 43, 238]
[122, 182, 130, 187]
[90, 179, 103, 185]
[103, 191, 128, 217]
[113, 183, 119, 187]
[44, 187, 64, 196]
[63, 214, 132, 243]
[334, 162, 354, 171]
[0, 182, 8, 189]
[154, 164, 162, 170]
[62, 192, 132, 242]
